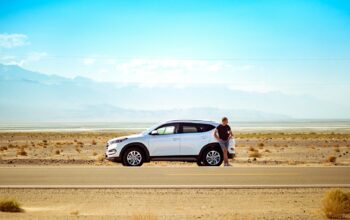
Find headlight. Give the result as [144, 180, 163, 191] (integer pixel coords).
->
[109, 138, 128, 145]
[108, 149, 117, 154]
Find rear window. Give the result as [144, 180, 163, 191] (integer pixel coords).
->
[182, 124, 198, 133]
[197, 123, 215, 132]
[180, 123, 215, 133]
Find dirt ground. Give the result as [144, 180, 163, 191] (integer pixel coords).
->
[1, 131, 350, 219]
[0, 188, 345, 220]
[0, 131, 349, 166]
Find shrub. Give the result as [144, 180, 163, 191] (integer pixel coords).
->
[258, 143, 264, 147]
[248, 146, 255, 151]
[96, 155, 105, 162]
[322, 189, 350, 219]
[70, 210, 79, 216]
[249, 151, 262, 158]
[92, 151, 98, 156]
[130, 212, 157, 220]
[92, 140, 97, 145]
[16, 148, 27, 156]
[327, 156, 337, 163]
[8, 144, 16, 148]
[0, 198, 23, 212]
[55, 150, 60, 155]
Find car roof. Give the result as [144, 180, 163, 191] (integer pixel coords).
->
[164, 120, 219, 126]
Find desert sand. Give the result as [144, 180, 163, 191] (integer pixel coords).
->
[0, 131, 349, 166]
[1, 188, 347, 219]
[1, 131, 350, 219]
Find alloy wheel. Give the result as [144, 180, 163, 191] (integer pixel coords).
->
[126, 150, 142, 166]
[205, 150, 221, 165]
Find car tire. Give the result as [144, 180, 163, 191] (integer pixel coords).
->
[196, 159, 204, 166]
[202, 148, 223, 166]
[122, 147, 145, 166]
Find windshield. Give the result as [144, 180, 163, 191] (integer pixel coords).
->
[141, 122, 164, 135]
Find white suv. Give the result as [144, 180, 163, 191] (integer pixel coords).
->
[105, 120, 235, 166]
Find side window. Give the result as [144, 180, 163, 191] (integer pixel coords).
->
[197, 124, 215, 132]
[156, 125, 176, 135]
[182, 124, 198, 133]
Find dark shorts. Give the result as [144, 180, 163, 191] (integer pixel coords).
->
[219, 140, 230, 151]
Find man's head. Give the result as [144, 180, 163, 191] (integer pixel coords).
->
[221, 117, 228, 125]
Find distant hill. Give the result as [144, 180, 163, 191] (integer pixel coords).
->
[0, 64, 346, 122]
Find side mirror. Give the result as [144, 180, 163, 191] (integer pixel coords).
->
[150, 130, 158, 135]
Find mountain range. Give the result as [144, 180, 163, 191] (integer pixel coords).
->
[0, 64, 347, 122]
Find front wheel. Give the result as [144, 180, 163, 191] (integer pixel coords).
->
[122, 147, 145, 166]
[202, 148, 223, 166]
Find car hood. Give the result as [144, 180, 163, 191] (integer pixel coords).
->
[108, 133, 144, 144]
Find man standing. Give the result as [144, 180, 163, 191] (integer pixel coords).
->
[214, 117, 233, 166]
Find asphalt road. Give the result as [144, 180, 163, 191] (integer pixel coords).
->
[1, 167, 350, 188]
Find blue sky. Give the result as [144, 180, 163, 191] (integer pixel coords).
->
[0, 0, 350, 116]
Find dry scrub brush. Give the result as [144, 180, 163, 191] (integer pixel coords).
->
[16, 148, 27, 156]
[327, 156, 337, 163]
[248, 146, 262, 158]
[0, 198, 23, 212]
[322, 189, 350, 219]
[129, 212, 157, 220]
[249, 151, 262, 158]
[96, 154, 105, 162]
[70, 210, 79, 216]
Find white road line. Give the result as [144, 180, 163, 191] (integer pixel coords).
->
[1, 184, 350, 189]
[166, 173, 300, 176]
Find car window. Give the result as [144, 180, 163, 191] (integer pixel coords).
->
[182, 124, 198, 133]
[156, 125, 175, 135]
[197, 123, 215, 132]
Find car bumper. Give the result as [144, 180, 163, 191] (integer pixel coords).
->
[105, 154, 121, 162]
[105, 143, 121, 158]
[228, 153, 235, 159]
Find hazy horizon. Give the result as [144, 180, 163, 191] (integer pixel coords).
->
[1, 0, 350, 121]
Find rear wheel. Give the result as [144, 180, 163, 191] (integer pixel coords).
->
[122, 147, 145, 166]
[196, 159, 204, 166]
[202, 148, 223, 166]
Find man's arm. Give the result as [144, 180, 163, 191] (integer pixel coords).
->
[228, 127, 234, 139]
[228, 130, 234, 139]
[214, 128, 221, 141]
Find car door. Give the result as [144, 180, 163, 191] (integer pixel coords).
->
[148, 123, 181, 156]
[178, 123, 210, 155]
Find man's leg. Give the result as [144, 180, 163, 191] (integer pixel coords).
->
[224, 141, 231, 166]
[223, 147, 229, 165]
[219, 141, 228, 165]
